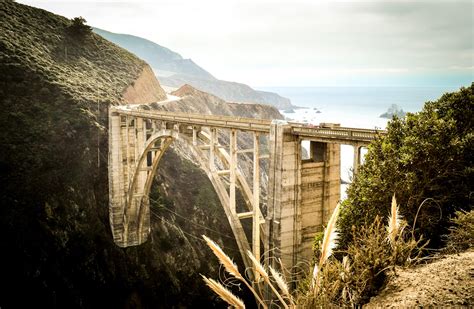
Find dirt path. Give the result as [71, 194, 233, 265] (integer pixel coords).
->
[366, 250, 474, 308]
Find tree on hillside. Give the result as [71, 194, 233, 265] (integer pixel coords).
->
[338, 83, 473, 249]
[67, 17, 92, 38]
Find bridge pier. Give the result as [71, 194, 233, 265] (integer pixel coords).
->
[267, 120, 340, 276]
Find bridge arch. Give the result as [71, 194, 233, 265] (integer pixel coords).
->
[109, 114, 263, 268]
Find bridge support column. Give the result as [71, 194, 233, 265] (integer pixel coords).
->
[109, 111, 152, 247]
[352, 144, 362, 176]
[267, 121, 341, 277]
[267, 120, 300, 272]
[229, 129, 237, 213]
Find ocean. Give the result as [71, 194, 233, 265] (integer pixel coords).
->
[258, 86, 462, 197]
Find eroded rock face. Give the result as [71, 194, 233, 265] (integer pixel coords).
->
[158, 84, 283, 120]
[122, 65, 167, 104]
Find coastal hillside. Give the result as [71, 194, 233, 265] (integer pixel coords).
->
[0, 4, 166, 104]
[0, 1, 235, 307]
[93, 27, 215, 80]
[159, 73, 293, 109]
[157, 84, 283, 119]
[93, 27, 293, 109]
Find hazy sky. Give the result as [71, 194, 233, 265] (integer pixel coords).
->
[19, 0, 473, 87]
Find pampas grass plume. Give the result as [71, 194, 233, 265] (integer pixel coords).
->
[387, 194, 402, 246]
[203, 235, 243, 280]
[201, 275, 245, 308]
[319, 203, 341, 266]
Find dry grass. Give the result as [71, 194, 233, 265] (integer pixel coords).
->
[312, 203, 340, 290]
[299, 194, 425, 308]
[202, 235, 243, 280]
[387, 194, 403, 247]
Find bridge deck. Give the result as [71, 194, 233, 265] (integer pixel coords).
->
[111, 106, 385, 143]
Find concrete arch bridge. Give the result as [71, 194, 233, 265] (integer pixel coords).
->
[108, 105, 383, 273]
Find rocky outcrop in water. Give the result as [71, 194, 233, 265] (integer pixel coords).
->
[380, 104, 406, 118]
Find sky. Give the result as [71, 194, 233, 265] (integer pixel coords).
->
[19, 0, 473, 87]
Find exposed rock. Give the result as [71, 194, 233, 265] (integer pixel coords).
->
[156, 84, 284, 120]
[122, 64, 167, 103]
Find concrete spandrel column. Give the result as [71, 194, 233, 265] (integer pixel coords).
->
[209, 128, 216, 172]
[229, 129, 237, 213]
[252, 132, 261, 276]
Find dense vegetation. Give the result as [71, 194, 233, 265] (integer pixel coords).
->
[339, 84, 473, 249]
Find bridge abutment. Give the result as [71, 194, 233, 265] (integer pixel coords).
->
[108, 111, 152, 247]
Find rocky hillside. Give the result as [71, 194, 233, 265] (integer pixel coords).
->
[93, 28, 293, 109]
[156, 84, 283, 119]
[159, 74, 293, 109]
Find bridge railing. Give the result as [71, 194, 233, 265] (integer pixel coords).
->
[112, 107, 272, 132]
[111, 107, 385, 142]
[291, 125, 384, 142]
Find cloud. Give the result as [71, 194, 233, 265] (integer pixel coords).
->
[18, 0, 473, 86]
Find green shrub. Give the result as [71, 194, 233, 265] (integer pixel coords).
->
[311, 231, 324, 264]
[445, 209, 474, 252]
[338, 84, 474, 249]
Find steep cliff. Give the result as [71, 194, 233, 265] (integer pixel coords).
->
[122, 65, 167, 104]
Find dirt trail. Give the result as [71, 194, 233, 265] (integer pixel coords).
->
[366, 250, 474, 308]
